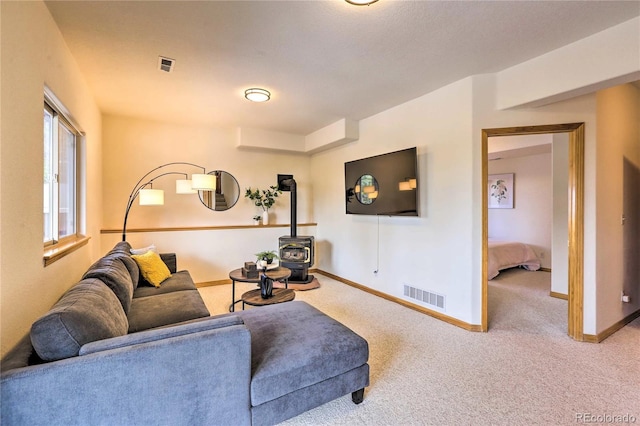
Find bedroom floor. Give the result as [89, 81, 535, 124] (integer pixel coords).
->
[487, 268, 567, 337]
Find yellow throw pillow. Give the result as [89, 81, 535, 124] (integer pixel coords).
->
[131, 250, 171, 287]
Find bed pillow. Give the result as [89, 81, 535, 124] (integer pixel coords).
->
[131, 250, 171, 287]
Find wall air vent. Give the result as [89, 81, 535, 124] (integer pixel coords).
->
[404, 284, 445, 310]
[158, 56, 175, 73]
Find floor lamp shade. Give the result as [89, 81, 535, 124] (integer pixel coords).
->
[191, 173, 216, 190]
[176, 179, 197, 194]
[139, 189, 164, 205]
[122, 162, 216, 242]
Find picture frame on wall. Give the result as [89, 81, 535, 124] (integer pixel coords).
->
[488, 173, 514, 209]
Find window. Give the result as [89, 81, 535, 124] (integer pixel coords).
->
[43, 99, 80, 248]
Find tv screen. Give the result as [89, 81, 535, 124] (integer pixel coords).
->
[345, 147, 419, 216]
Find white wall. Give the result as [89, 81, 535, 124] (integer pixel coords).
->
[0, 1, 102, 356]
[312, 78, 477, 323]
[488, 152, 553, 269]
[100, 115, 315, 284]
[310, 73, 603, 330]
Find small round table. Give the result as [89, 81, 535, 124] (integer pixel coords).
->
[228, 266, 291, 312]
[240, 288, 295, 310]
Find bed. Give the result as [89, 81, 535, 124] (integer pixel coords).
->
[488, 240, 541, 280]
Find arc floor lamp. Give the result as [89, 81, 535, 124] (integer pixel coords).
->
[121, 162, 216, 241]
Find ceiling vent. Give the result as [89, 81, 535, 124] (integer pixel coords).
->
[158, 56, 175, 73]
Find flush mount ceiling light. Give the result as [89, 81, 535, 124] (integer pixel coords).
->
[345, 0, 378, 5]
[244, 88, 271, 102]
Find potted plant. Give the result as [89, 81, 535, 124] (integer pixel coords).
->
[252, 215, 262, 225]
[255, 250, 279, 268]
[244, 186, 283, 225]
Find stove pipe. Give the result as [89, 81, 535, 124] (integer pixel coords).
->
[289, 179, 297, 237]
[279, 175, 297, 237]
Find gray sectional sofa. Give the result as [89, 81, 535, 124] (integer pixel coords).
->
[1, 242, 369, 425]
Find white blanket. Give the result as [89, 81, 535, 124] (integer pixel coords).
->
[488, 240, 541, 280]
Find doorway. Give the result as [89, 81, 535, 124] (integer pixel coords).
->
[481, 123, 585, 341]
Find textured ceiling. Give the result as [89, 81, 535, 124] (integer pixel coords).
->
[45, 1, 640, 135]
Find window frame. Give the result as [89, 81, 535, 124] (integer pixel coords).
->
[43, 89, 87, 265]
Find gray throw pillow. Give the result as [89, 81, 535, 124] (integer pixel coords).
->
[105, 252, 140, 290]
[106, 241, 132, 256]
[105, 242, 140, 289]
[83, 255, 134, 313]
[30, 279, 128, 361]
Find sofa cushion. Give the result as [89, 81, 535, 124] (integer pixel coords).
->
[127, 290, 210, 333]
[237, 301, 369, 406]
[133, 270, 197, 298]
[30, 278, 128, 361]
[102, 241, 140, 289]
[80, 315, 242, 355]
[104, 252, 140, 290]
[131, 250, 171, 287]
[107, 241, 132, 255]
[83, 255, 134, 314]
[159, 253, 177, 274]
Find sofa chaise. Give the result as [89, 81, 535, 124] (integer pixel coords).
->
[1, 242, 369, 425]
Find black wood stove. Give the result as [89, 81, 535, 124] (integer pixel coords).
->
[278, 175, 314, 283]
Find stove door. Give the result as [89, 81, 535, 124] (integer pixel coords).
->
[279, 244, 310, 263]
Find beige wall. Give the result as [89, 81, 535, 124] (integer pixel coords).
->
[595, 83, 640, 332]
[0, 1, 102, 356]
[496, 17, 640, 109]
[1, 2, 636, 356]
[100, 115, 314, 283]
[471, 74, 600, 332]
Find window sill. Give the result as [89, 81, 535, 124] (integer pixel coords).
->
[43, 236, 90, 267]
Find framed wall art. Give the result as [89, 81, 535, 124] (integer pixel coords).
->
[488, 173, 514, 209]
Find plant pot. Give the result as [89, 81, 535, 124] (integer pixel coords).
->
[253, 220, 261, 226]
[262, 211, 269, 225]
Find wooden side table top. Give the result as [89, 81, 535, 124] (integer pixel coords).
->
[241, 288, 295, 307]
[229, 267, 291, 284]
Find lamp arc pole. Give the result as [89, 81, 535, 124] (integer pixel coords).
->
[121, 162, 213, 241]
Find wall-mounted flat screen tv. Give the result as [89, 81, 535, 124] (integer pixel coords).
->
[345, 147, 419, 216]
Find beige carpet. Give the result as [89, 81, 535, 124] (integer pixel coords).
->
[198, 269, 640, 425]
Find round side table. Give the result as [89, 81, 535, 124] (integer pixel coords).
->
[228, 267, 291, 312]
[240, 288, 295, 309]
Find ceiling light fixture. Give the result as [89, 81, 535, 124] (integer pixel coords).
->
[345, 0, 378, 5]
[244, 88, 271, 102]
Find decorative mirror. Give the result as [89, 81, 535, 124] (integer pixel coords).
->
[354, 174, 379, 205]
[198, 170, 240, 211]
